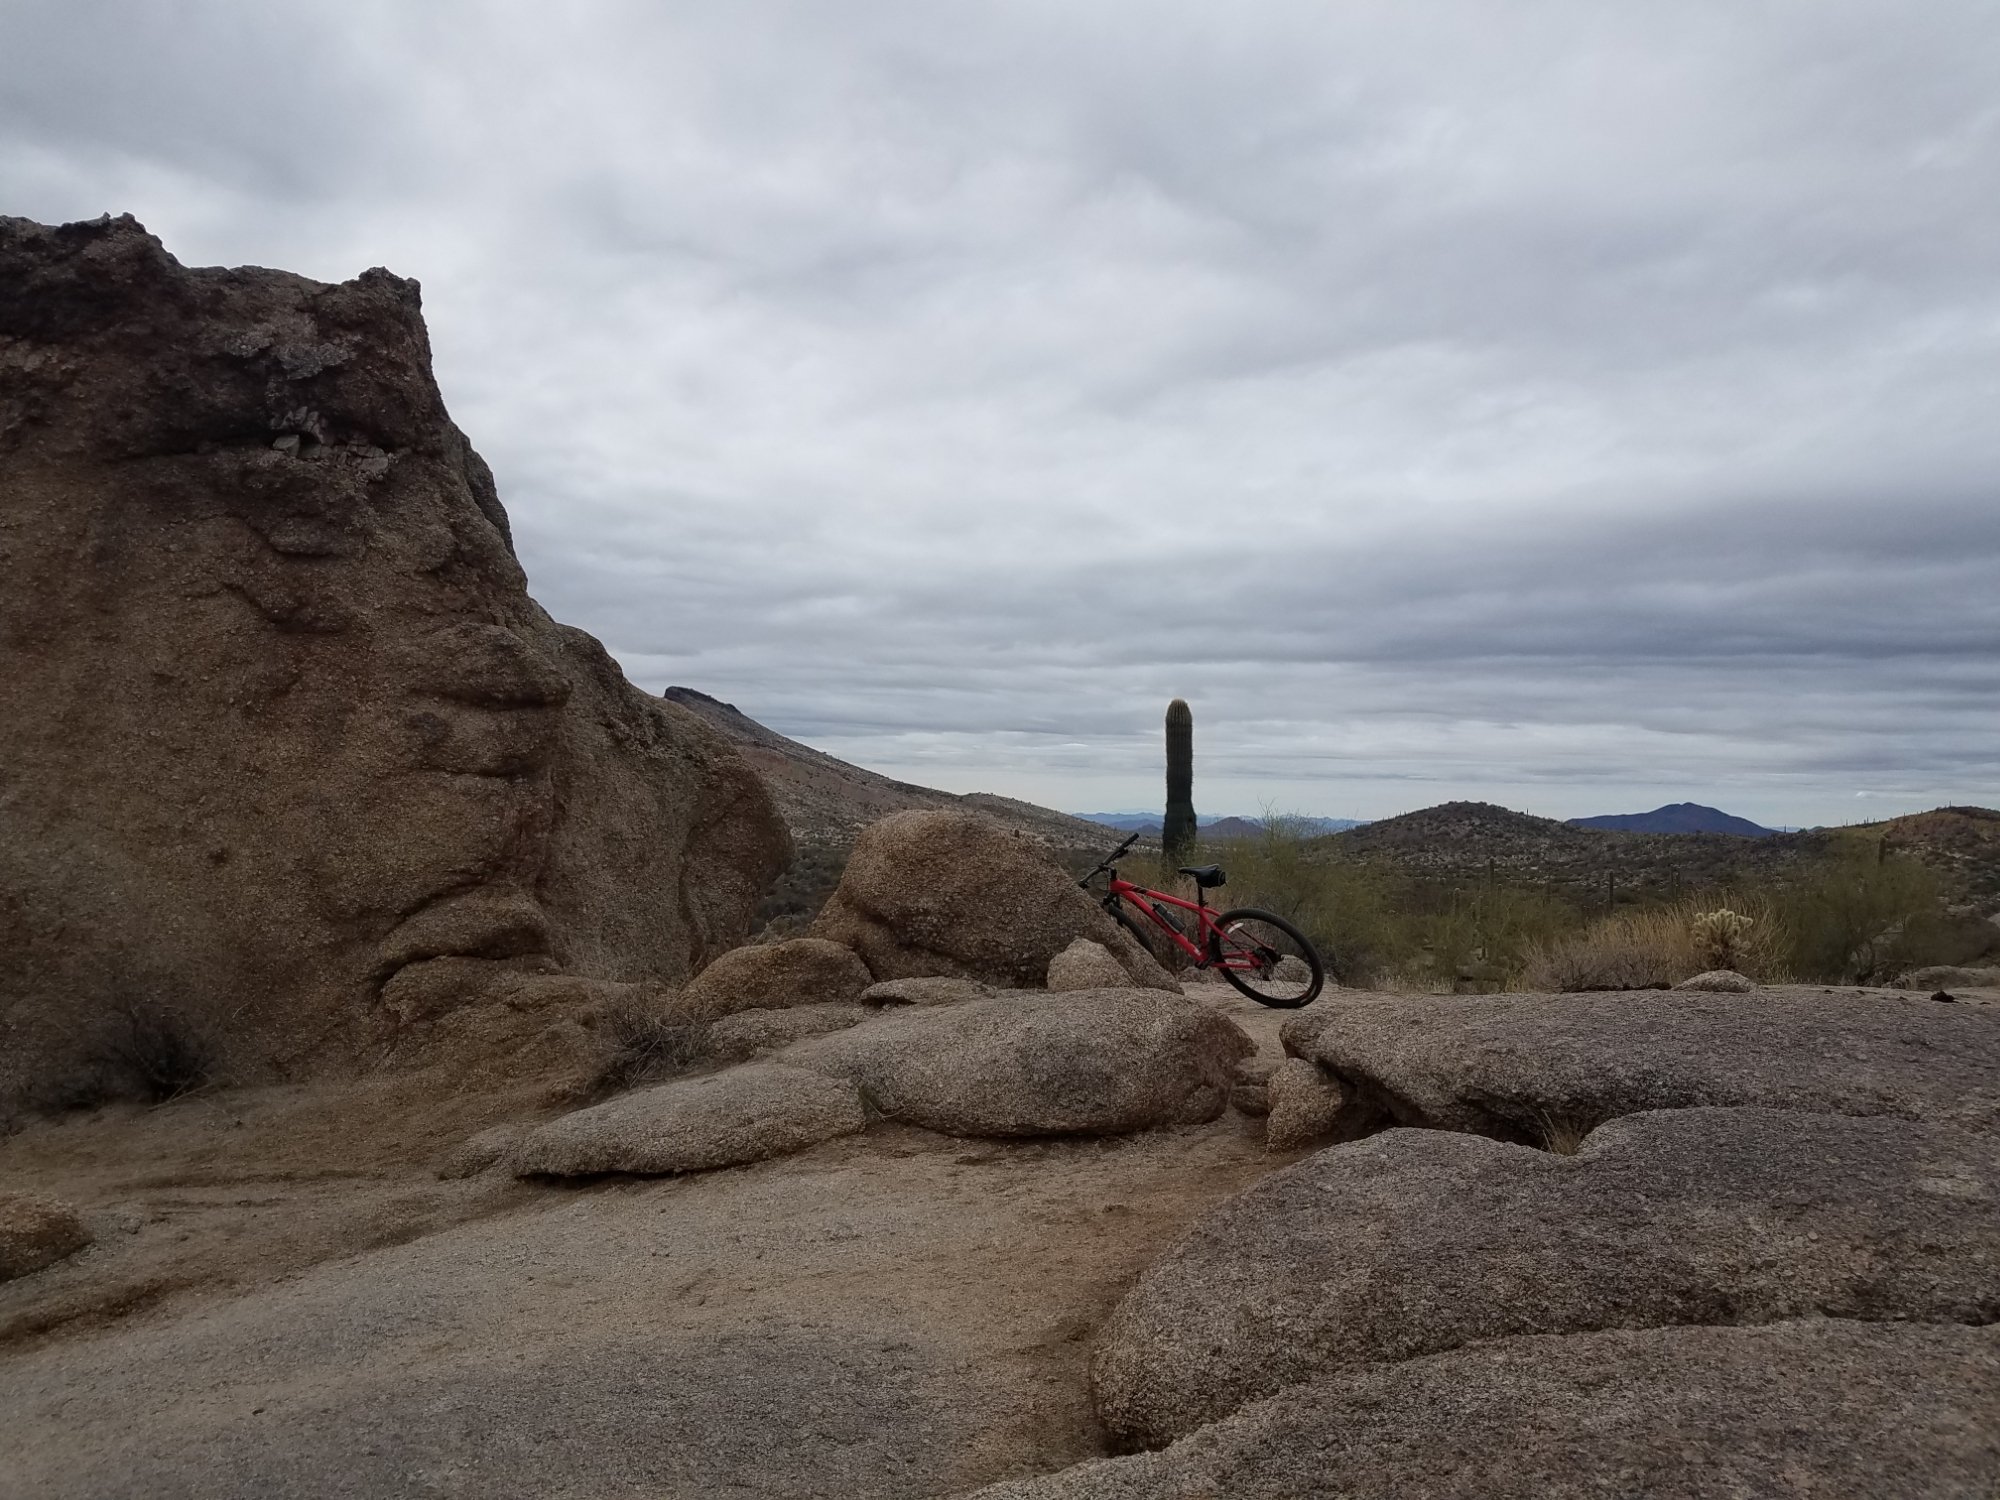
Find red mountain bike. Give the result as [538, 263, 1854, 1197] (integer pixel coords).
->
[1080, 833, 1325, 1007]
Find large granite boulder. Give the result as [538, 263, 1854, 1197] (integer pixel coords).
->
[782, 988, 1252, 1137]
[510, 1063, 865, 1176]
[1093, 1107, 2000, 1447]
[973, 1321, 2000, 1499]
[1281, 987, 2000, 1142]
[810, 810, 1175, 990]
[0, 215, 789, 1113]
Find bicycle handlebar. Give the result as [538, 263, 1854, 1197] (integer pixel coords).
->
[1080, 831, 1141, 885]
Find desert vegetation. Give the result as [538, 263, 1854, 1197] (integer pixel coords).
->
[1174, 816, 1991, 991]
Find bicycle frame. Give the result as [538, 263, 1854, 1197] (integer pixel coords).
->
[1104, 876, 1263, 972]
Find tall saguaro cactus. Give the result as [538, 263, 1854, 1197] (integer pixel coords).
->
[1163, 698, 1196, 860]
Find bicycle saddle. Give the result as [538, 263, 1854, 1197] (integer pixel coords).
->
[1178, 864, 1227, 888]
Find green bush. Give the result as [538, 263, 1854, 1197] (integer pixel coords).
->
[1776, 835, 1952, 982]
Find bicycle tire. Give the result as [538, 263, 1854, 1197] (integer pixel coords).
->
[1206, 907, 1325, 1007]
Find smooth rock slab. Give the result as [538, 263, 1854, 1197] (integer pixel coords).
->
[976, 1321, 2000, 1500]
[511, 1063, 865, 1176]
[1093, 1107, 2000, 1447]
[783, 989, 1252, 1137]
[1281, 987, 2000, 1141]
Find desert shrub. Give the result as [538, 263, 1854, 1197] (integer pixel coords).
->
[585, 988, 717, 1097]
[1404, 883, 1582, 991]
[752, 838, 851, 936]
[1777, 836, 1953, 982]
[1518, 906, 1697, 991]
[1517, 897, 1785, 992]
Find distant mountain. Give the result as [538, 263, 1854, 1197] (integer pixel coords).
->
[1073, 812, 1364, 837]
[1567, 803, 1776, 837]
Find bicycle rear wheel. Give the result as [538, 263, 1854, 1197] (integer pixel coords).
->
[1206, 907, 1324, 1007]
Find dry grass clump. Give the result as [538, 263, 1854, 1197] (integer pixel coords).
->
[585, 988, 718, 1097]
[1519, 901, 1784, 992]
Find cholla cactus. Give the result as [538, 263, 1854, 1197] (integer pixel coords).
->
[1692, 908, 1754, 972]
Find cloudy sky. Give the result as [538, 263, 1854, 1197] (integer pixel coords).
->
[6, 1, 1997, 826]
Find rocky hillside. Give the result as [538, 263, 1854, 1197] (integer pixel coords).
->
[661, 687, 1124, 856]
[0, 216, 788, 1117]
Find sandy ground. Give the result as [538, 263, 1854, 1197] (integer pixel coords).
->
[0, 982, 1298, 1499]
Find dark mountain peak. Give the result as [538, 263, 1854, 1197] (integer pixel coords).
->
[1568, 804, 1775, 838]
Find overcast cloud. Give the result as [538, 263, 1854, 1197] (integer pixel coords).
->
[5, 0, 1996, 825]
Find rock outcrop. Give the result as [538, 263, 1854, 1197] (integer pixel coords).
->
[975, 1321, 2000, 1498]
[1091, 1107, 2000, 1447]
[0, 215, 789, 1113]
[810, 810, 1176, 990]
[510, 1063, 865, 1176]
[1280, 987, 2000, 1142]
[782, 988, 1252, 1137]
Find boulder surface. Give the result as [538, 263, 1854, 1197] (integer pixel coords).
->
[1093, 1107, 2000, 1447]
[1281, 987, 2000, 1141]
[681, 938, 873, 1018]
[976, 1321, 2000, 1499]
[0, 215, 789, 1113]
[704, 1003, 873, 1064]
[811, 810, 1175, 990]
[510, 1064, 865, 1177]
[1046, 938, 1133, 992]
[782, 988, 1252, 1137]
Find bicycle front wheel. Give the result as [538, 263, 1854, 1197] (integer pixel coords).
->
[1207, 908, 1325, 1007]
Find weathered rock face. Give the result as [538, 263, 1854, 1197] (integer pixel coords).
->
[781, 988, 1253, 1138]
[0, 215, 790, 1112]
[1091, 1108, 2000, 1448]
[811, 809, 1176, 990]
[974, 1321, 2000, 1499]
[1280, 987, 2000, 1142]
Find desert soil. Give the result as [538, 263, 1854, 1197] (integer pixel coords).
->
[0, 983, 1293, 1499]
